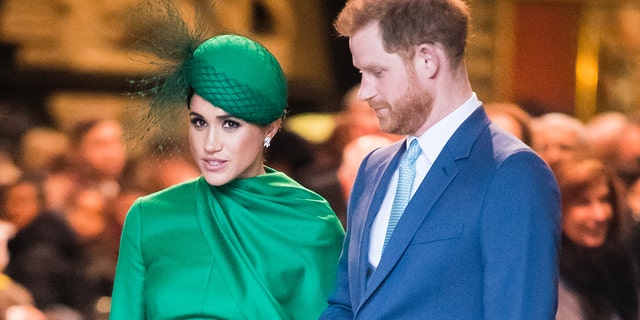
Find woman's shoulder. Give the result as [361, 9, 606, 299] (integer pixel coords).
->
[134, 178, 200, 210]
[556, 279, 584, 319]
[144, 178, 198, 198]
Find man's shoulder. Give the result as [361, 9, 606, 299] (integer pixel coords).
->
[365, 140, 404, 163]
[485, 125, 539, 164]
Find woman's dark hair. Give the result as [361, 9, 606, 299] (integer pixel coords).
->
[187, 87, 195, 108]
[552, 157, 632, 244]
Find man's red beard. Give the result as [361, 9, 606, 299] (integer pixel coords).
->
[369, 82, 433, 136]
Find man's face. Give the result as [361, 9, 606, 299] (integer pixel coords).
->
[349, 22, 433, 136]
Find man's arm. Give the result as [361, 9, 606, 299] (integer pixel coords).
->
[481, 151, 561, 319]
[320, 231, 354, 320]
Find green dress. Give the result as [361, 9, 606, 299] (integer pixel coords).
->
[110, 168, 344, 319]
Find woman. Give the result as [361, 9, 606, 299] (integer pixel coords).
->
[109, 33, 344, 319]
[110, 2, 344, 320]
[553, 158, 639, 320]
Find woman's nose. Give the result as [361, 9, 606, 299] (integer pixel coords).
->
[204, 130, 221, 153]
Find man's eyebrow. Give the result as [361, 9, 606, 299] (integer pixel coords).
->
[358, 64, 386, 72]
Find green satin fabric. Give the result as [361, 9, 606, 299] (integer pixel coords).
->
[110, 168, 344, 319]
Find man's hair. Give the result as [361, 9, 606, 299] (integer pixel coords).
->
[334, 0, 470, 66]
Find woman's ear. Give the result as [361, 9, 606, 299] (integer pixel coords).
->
[415, 43, 443, 78]
[265, 118, 283, 139]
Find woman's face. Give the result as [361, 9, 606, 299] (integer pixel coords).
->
[188, 94, 277, 186]
[562, 180, 613, 248]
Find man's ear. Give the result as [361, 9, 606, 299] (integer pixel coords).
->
[415, 43, 443, 78]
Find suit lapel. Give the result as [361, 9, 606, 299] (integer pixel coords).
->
[357, 107, 491, 307]
[353, 141, 404, 302]
[363, 148, 460, 298]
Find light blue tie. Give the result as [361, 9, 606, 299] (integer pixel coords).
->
[383, 139, 421, 251]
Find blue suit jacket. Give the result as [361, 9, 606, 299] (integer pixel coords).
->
[321, 107, 561, 319]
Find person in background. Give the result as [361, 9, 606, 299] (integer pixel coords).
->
[628, 177, 640, 222]
[531, 112, 590, 167]
[321, 0, 561, 318]
[552, 157, 639, 320]
[0, 176, 83, 318]
[332, 85, 399, 155]
[109, 8, 344, 317]
[304, 85, 401, 227]
[585, 111, 630, 168]
[332, 134, 394, 226]
[43, 118, 127, 213]
[610, 115, 640, 188]
[314, 85, 401, 174]
[122, 138, 200, 195]
[102, 186, 146, 254]
[61, 185, 116, 318]
[337, 134, 393, 202]
[485, 101, 534, 146]
[18, 126, 70, 178]
[0, 219, 46, 320]
[0, 151, 21, 188]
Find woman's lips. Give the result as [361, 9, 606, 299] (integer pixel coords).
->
[202, 158, 227, 171]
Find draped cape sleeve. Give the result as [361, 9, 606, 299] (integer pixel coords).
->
[110, 168, 344, 319]
[196, 168, 344, 318]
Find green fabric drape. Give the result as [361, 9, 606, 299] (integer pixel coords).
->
[110, 168, 344, 319]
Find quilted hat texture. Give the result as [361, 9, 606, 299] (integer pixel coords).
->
[187, 35, 287, 125]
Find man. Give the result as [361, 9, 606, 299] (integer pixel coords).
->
[320, 0, 561, 319]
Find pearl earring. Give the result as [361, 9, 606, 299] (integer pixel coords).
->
[263, 137, 271, 148]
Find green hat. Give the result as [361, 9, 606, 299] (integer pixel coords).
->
[187, 35, 287, 125]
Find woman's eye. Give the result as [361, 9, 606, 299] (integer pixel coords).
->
[222, 119, 240, 129]
[190, 118, 207, 128]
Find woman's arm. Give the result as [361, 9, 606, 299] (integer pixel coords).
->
[110, 201, 146, 320]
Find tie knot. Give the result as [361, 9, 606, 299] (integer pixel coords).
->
[402, 139, 421, 165]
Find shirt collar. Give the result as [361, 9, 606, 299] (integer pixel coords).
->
[408, 93, 481, 164]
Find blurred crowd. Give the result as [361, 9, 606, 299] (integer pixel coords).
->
[0, 117, 201, 319]
[1, 86, 640, 319]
